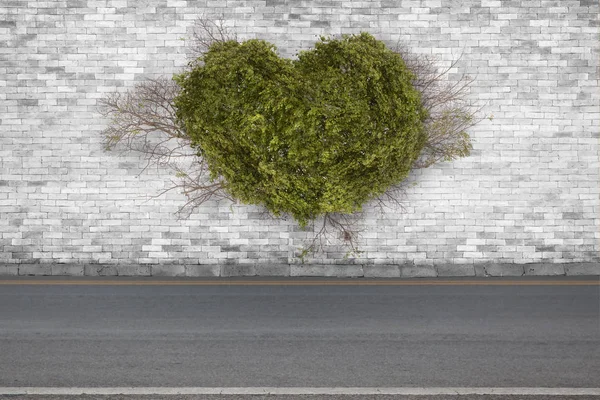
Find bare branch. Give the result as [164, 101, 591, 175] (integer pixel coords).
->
[373, 182, 409, 214]
[392, 43, 480, 169]
[99, 76, 230, 216]
[299, 212, 363, 259]
[188, 15, 237, 59]
[98, 77, 185, 151]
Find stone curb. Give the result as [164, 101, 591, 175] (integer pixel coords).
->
[476, 264, 525, 277]
[523, 263, 566, 276]
[0, 262, 598, 277]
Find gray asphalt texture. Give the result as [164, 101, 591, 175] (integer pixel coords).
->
[0, 277, 599, 388]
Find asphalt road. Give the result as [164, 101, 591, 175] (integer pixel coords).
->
[0, 276, 598, 390]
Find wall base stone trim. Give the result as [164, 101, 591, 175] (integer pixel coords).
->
[221, 264, 257, 277]
[116, 265, 152, 277]
[436, 265, 475, 277]
[153, 265, 186, 277]
[290, 265, 330, 277]
[84, 265, 119, 277]
[51, 265, 84, 276]
[0, 263, 598, 278]
[363, 265, 401, 278]
[0, 266, 19, 276]
[255, 264, 291, 276]
[523, 264, 566, 276]
[322, 265, 364, 277]
[19, 264, 52, 276]
[479, 264, 526, 277]
[564, 263, 600, 276]
[400, 265, 437, 278]
[185, 265, 220, 277]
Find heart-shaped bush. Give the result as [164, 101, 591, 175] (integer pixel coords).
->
[174, 33, 428, 226]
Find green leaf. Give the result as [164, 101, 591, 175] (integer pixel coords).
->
[173, 33, 461, 226]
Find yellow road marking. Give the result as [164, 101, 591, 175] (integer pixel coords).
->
[0, 280, 597, 286]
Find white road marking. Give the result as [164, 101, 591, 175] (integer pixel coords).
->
[1, 387, 600, 396]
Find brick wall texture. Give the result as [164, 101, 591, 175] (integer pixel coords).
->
[1, 0, 599, 270]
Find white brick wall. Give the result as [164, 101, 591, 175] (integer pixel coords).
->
[1, 0, 598, 268]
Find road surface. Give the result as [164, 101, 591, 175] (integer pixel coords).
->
[0, 276, 598, 396]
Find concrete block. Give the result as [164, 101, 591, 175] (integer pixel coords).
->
[255, 264, 290, 276]
[51, 264, 84, 276]
[436, 264, 475, 277]
[84, 264, 118, 276]
[400, 265, 437, 278]
[117, 265, 152, 276]
[185, 265, 220, 277]
[221, 264, 256, 277]
[523, 263, 566, 276]
[290, 264, 328, 277]
[564, 263, 600, 276]
[482, 263, 525, 277]
[19, 264, 52, 276]
[0, 265, 19, 276]
[474, 264, 487, 277]
[363, 264, 401, 278]
[152, 264, 186, 277]
[323, 264, 364, 277]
